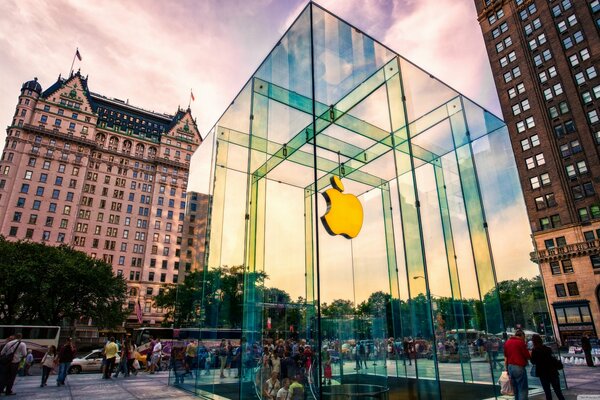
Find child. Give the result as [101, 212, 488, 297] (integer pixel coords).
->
[24, 350, 34, 376]
[40, 345, 57, 387]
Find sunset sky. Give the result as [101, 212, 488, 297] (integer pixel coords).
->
[0, 0, 501, 194]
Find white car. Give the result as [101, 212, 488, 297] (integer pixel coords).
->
[68, 349, 121, 374]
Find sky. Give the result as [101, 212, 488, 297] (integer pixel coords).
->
[0, 0, 501, 194]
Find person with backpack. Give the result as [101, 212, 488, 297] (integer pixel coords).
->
[0, 333, 27, 395]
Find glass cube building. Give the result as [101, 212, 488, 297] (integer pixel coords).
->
[170, 2, 560, 399]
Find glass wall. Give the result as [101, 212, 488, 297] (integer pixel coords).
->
[169, 3, 557, 399]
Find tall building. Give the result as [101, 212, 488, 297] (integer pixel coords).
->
[474, 0, 600, 343]
[0, 71, 202, 326]
[178, 191, 210, 283]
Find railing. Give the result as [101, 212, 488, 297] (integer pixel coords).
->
[22, 124, 97, 148]
[535, 238, 600, 262]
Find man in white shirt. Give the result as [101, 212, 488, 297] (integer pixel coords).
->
[149, 339, 162, 374]
[0, 333, 27, 395]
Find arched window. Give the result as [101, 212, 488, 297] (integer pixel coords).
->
[95, 133, 106, 146]
[108, 136, 119, 150]
[122, 140, 132, 154]
[148, 147, 157, 158]
[135, 143, 145, 157]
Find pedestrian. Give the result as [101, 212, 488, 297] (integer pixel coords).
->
[149, 338, 162, 374]
[504, 329, 530, 400]
[0, 333, 27, 395]
[403, 338, 411, 366]
[185, 340, 197, 377]
[23, 350, 34, 376]
[218, 339, 227, 379]
[264, 371, 280, 400]
[204, 350, 212, 376]
[288, 374, 305, 400]
[40, 345, 57, 387]
[103, 337, 118, 379]
[113, 338, 130, 378]
[324, 354, 332, 385]
[530, 334, 565, 400]
[581, 334, 596, 368]
[276, 378, 290, 400]
[56, 337, 76, 386]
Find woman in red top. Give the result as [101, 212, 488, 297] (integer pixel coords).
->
[504, 330, 530, 400]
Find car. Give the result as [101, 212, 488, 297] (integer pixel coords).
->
[68, 349, 121, 374]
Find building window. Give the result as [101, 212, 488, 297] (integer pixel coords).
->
[566, 282, 579, 296]
[555, 284, 567, 297]
[590, 254, 600, 269]
[562, 259, 574, 273]
[550, 261, 561, 275]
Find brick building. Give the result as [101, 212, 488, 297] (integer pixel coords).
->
[0, 71, 202, 326]
[474, 0, 600, 343]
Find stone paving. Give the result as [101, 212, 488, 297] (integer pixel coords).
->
[7, 371, 196, 400]
[5, 363, 599, 399]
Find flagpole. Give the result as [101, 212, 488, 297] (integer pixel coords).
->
[69, 48, 78, 76]
[188, 88, 192, 109]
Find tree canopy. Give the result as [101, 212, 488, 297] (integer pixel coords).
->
[0, 236, 127, 328]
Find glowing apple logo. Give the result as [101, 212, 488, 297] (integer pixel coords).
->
[321, 176, 363, 239]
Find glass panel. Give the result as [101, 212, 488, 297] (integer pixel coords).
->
[173, 3, 557, 399]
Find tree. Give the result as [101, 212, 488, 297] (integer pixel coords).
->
[155, 265, 267, 328]
[0, 237, 127, 328]
[321, 299, 354, 317]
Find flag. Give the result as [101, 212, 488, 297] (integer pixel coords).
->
[136, 299, 143, 323]
[190, 90, 195, 102]
[75, 49, 82, 61]
[267, 317, 272, 330]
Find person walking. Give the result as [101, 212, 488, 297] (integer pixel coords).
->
[218, 339, 227, 379]
[581, 334, 596, 367]
[103, 337, 118, 379]
[0, 333, 27, 395]
[24, 350, 34, 376]
[113, 338, 130, 378]
[40, 345, 57, 387]
[504, 330, 530, 400]
[149, 339, 162, 374]
[56, 337, 75, 386]
[530, 334, 565, 400]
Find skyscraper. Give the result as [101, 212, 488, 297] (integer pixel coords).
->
[474, 0, 600, 343]
[0, 71, 202, 326]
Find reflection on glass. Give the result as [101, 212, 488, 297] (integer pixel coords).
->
[167, 3, 558, 399]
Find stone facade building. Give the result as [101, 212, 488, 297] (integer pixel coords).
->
[0, 71, 201, 326]
[474, 0, 600, 343]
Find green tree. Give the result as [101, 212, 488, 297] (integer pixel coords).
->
[321, 299, 355, 317]
[155, 265, 267, 328]
[0, 237, 127, 328]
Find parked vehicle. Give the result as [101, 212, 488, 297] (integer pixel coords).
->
[68, 349, 120, 374]
[0, 325, 60, 362]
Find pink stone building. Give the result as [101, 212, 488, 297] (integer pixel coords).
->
[0, 72, 201, 326]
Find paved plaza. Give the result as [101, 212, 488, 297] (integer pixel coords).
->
[5, 362, 599, 399]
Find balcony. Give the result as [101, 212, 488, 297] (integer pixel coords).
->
[22, 124, 97, 148]
[535, 239, 600, 262]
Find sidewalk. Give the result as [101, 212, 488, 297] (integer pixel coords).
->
[531, 364, 600, 399]
[8, 372, 197, 400]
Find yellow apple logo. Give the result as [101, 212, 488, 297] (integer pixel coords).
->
[321, 176, 363, 239]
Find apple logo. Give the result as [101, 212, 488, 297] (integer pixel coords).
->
[321, 176, 364, 239]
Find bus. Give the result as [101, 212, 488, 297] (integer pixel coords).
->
[0, 325, 61, 362]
